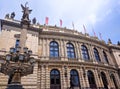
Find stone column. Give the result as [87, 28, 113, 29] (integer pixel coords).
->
[114, 72, 120, 88]
[79, 67, 86, 89]
[99, 48, 105, 63]
[60, 40, 64, 61]
[107, 51, 114, 66]
[82, 68, 89, 89]
[37, 64, 41, 89]
[67, 67, 70, 88]
[106, 71, 114, 89]
[63, 40, 67, 61]
[87, 44, 93, 62]
[79, 43, 82, 61]
[45, 65, 50, 89]
[93, 69, 103, 89]
[19, 26, 28, 52]
[61, 66, 67, 89]
[89, 45, 96, 62]
[38, 39, 42, 57]
[74, 42, 78, 59]
[40, 65, 45, 89]
[46, 39, 49, 60]
[75, 42, 81, 61]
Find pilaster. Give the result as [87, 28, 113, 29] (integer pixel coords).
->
[45, 65, 50, 89]
[40, 65, 46, 89]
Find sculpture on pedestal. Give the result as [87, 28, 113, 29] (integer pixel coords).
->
[21, 2, 32, 26]
[21, 2, 32, 21]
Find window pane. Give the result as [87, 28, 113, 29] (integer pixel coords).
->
[50, 41, 59, 57]
[67, 43, 75, 59]
[70, 70, 80, 87]
[94, 48, 100, 62]
[51, 79, 55, 84]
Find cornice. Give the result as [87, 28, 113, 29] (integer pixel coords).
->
[108, 45, 120, 50]
[0, 19, 42, 33]
[36, 59, 116, 70]
[39, 31, 108, 48]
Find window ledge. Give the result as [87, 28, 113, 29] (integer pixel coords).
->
[49, 57, 61, 60]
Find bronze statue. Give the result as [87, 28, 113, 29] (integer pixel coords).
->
[5, 13, 9, 19]
[32, 17, 36, 24]
[21, 2, 32, 21]
[10, 12, 15, 19]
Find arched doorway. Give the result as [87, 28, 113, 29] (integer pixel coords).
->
[70, 69, 81, 89]
[87, 70, 97, 89]
[50, 69, 61, 89]
[110, 74, 118, 89]
[101, 72, 108, 89]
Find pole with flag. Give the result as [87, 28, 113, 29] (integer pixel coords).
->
[92, 27, 96, 37]
[45, 17, 49, 25]
[72, 22, 75, 30]
[60, 19, 62, 27]
[83, 25, 87, 34]
[99, 32, 102, 40]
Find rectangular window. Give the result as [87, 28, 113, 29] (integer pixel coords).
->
[15, 39, 20, 52]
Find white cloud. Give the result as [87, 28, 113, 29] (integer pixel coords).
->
[39, 0, 113, 32]
[0, 0, 116, 32]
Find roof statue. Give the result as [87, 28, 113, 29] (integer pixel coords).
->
[108, 38, 112, 44]
[10, 12, 15, 19]
[32, 17, 37, 24]
[21, 2, 32, 21]
[5, 13, 9, 19]
[118, 41, 120, 45]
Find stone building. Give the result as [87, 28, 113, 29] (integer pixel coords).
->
[0, 16, 120, 89]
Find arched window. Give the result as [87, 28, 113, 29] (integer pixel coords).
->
[87, 70, 97, 88]
[70, 69, 81, 88]
[94, 48, 101, 62]
[110, 74, 118, 89]
[101, 72, 108, 89]
[50, 41, 59, 57]
[67, 43, 75, 58]
[81, 45, 89, 60]
[50, 69, 61, 89]
[103, 51, 109, 63]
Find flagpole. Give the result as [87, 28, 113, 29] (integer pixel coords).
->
[72, 22, 75, 30]
[99, 32, 102, 40]
[83, 25, 87, 34]
[92, 26, 96, 37]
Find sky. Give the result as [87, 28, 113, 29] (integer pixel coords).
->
[0, 0, 120, 44]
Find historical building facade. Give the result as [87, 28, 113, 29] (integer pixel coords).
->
[0, 17, 120, 89]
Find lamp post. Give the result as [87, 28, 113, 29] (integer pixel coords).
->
[1, 46, 35, 89]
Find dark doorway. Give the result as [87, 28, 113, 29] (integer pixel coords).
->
[50, 69, 61, 89]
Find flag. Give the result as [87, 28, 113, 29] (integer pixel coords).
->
[60, 19, 62, 27]
[72, 22, 75, 30]
[92, 28, 96, 37]
[83, 25, 87, 34]
[45, 17, 49, 25]
[99, 32, 102, 40]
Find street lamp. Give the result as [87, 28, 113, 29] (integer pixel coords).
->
[1, 46, 35, 89]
